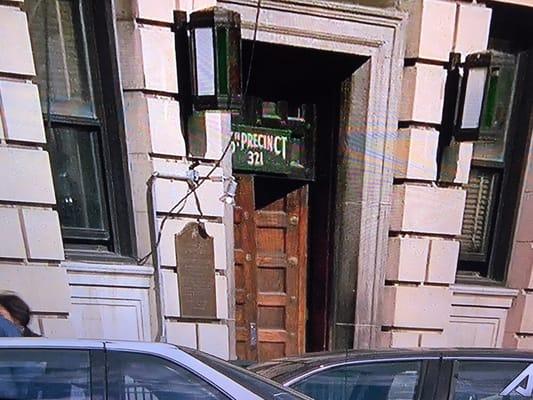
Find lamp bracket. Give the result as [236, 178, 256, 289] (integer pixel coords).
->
[150, 170, 200, 184]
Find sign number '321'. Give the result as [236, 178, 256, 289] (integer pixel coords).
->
[247, 151, 264, 166]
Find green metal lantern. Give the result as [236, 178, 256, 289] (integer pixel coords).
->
[188, 7, 242, 111]
[455, 51, 517, 142]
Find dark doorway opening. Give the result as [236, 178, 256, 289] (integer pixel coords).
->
[234, 40, 364, 359]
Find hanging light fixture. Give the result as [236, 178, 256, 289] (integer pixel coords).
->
[188, 7, 242, 112]
[455, 51, 516, 141]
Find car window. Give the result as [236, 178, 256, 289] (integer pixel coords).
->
[0, 348, 91, 400]
[107, 351, 229, 400]
[290, 361, 423, 400]
[451, 360, 533, 400]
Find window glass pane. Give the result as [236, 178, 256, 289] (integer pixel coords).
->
[0, 349, 90, 400]
[26, 0, 96, 119]
[49, 126, 110, 238]
[107, 351, 229, 400]
[461, 67, 488, 129]
[195, 28, 216, 96]
[291, 361, 422, 400]
[452, 361, 532, 400]
[475, 62, 517, 163]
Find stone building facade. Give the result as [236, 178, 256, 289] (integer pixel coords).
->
[381, 0, 533, 349]
[0, 0, 531, 360]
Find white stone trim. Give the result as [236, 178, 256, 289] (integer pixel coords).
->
[444, 284, 520, 348]
[69, 285, 152, 341]
[64, 262, 153, 288]
[451, 284, 520, 297]
[64, 263, 153, 340]
[451, 284, 519, 309]
[63, 261, 154, 276]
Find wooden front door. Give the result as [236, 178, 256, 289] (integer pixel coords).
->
[234, 175, 308, 361]
[235, 176, 258, 361]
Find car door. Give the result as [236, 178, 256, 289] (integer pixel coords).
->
[438, 356, 533, 400]
[0, 345, 104, 400]
[286, 358, 441, 400]
[105, 349, 232, 400]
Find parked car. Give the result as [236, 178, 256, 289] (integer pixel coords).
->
[250, 348, 533, 400]
[0, 338, 311, 400]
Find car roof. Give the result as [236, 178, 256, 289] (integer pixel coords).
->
[0, 338, 309, 399]
[250, 348, 533, 383]
[0, 338, 106, 349]
[0, 338, 181, 353]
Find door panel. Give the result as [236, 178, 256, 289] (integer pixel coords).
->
[234, 176, 258, 361]
[255, 179, 308, 361]
[235, 176, 308, 361]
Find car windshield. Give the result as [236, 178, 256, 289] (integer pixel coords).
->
[181, 347, 310, 399]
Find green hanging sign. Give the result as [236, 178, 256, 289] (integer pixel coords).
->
[231, 124, 308, 177]
[231, 99, 316, 180]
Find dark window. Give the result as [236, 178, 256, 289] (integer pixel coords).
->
[450, 360, 533, 400]
[25, 0, 133, 256]
[457, 46, 532, 281]
[0, 349, 90, 400]
[291, 361, 423, 400]
[456, 3, 533, 282]
[107, 351, 229, 400]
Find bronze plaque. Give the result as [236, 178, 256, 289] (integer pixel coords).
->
[175, 222, 217, 318]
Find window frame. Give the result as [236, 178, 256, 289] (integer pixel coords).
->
[457, 47, 533, 283]
[26, 0, 136, 260]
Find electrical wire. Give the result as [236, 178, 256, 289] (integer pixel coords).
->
[137, 0, 263, 265]
[244, 0, 262, 101]
[136, 192, 188, 265]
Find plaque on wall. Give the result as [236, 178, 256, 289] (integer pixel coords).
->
[175, 223, 217, 318]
